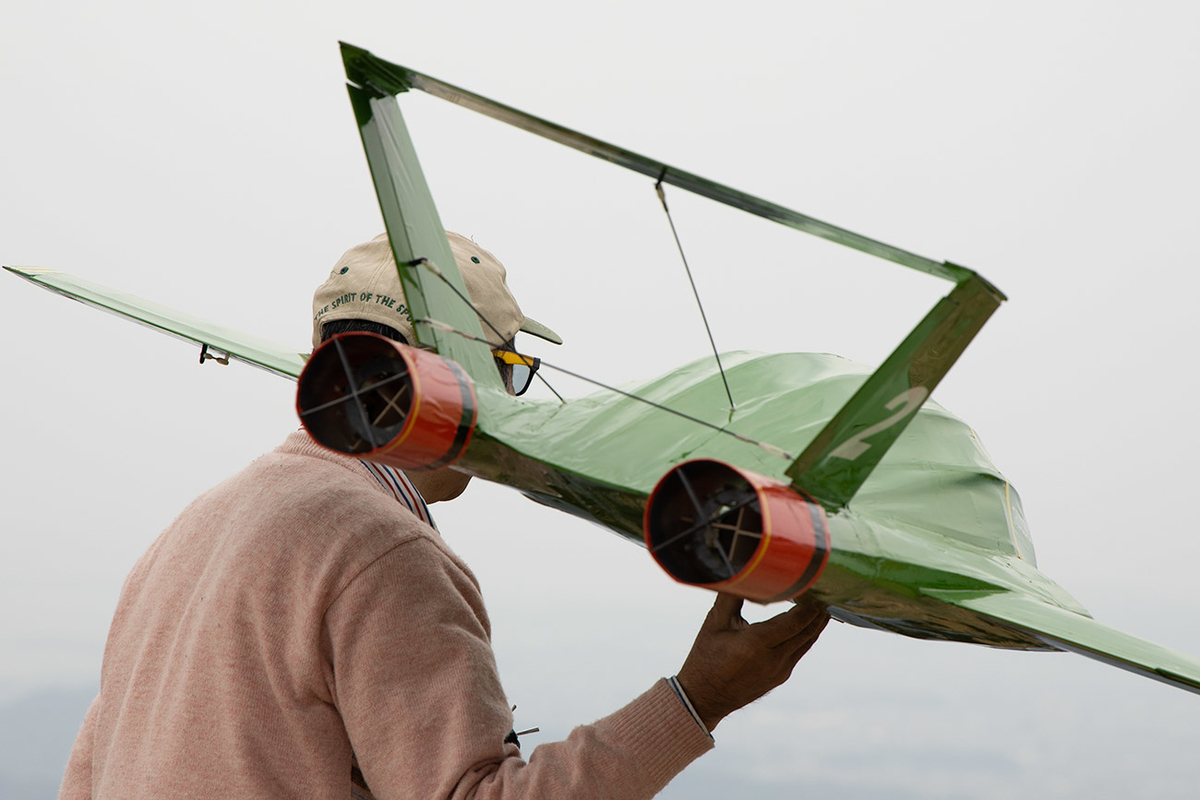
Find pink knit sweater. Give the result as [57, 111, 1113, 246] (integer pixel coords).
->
[61, 432, 712, 798]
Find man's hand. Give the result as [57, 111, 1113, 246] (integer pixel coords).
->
[676, 593, 829, 732]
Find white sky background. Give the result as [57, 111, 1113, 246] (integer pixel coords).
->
[2, 1, 1198, 797]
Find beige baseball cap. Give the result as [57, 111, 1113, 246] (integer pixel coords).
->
[312, 231, 562, 350]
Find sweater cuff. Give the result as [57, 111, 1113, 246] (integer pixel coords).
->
[602, 678, 715, 793]
[666, 675, 713, 740]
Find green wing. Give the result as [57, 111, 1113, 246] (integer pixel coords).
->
[3, 266, 306, 379]
[923, 588, 1200, 695]
[339, 43, 969, 284]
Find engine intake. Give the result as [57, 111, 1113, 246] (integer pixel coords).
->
[644, 460, 829, 603]
[297, 333, 477, 471]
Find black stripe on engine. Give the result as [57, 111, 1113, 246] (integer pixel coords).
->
[765, 494, 831, 603]
[424, 360, 477, 471]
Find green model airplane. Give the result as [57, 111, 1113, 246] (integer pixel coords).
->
[7, 43, 1200, 698]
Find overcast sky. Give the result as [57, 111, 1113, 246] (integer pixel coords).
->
[3, 2, 1199, 797]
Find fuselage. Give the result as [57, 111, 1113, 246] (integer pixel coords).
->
[458, 350, 1090, 649]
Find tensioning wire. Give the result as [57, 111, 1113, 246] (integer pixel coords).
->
[414, 316, 794, 462]
[655, 173, 736, 411]
[408, 256, 565, 403]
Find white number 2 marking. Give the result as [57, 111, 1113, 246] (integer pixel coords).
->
[829, 386, 929, 461]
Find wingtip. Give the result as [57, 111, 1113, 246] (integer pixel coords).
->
[5, 265, 62, 277]
[339, 42, 414, 95]
[340, 41, 368, 87]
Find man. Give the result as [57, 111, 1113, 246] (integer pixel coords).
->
[61, 232, 828, 799]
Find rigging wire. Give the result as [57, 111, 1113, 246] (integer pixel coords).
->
[415, 317, 793, 461]
[408, 256, 566, 403]
[655, 173, 736, 410]
[408, 244, 789, 459]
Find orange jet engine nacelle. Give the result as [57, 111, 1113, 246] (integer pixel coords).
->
[297, 333, 477, 471]
[644, 460, 830, 603]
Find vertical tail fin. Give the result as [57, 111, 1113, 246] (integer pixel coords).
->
[344, 44, 501, 392]
[787, 272, 1005, 511]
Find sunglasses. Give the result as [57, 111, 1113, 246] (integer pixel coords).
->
[492, 349, 541, 396]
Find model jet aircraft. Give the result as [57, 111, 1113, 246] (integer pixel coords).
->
[7, 43, 1200, 697]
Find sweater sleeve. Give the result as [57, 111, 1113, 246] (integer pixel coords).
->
[324, 537, 713, 800]
[59, 693, 99, 799]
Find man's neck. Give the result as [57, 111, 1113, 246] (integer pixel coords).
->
[403, 467, 471, 503]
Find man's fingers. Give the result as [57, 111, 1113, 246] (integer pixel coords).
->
[751, 597, 826, 647]
[779, 611, 830, 657]
[681, 593, 829, 730]
[710, 593, 745, 629]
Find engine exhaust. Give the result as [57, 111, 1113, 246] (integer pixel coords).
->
[297, 333, 477, 471]
[644, 460, 829, 603]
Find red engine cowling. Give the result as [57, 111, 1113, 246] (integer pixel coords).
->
[297, 333, 477, 471]
[643, 460, 829, 603]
